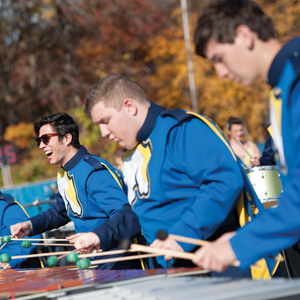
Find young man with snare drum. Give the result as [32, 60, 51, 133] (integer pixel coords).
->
[192, 0, 300, 275]
[10, 112, 142, 270]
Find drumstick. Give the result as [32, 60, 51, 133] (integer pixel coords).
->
[156, 230, 210, 246]
[119, 239, 241, 267]
[77, 248, 139, 259]
[0, 235, 12, 251]
[11, 238, 68, 242]
[57, 247, 84, 261]
[156, 230, 284, 263]
[31, 243, 74, 247]
[234, 137, 253, 158]
[0, 250, 77, 263]
[76, 253, 163, 269]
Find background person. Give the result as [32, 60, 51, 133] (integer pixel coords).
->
[114, 148, 127, 171]
[227, 117, 261, 167]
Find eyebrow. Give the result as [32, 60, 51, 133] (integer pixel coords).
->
[211, 55, 219, 63]
[98, 117, 109, 124]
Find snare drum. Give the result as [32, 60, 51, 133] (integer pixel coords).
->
[246, 166, 282, 209]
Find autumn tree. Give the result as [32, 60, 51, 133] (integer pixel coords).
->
[147, 0, 300, 141]
[0, 0, 172, 135]
[0, 0, 175, 185]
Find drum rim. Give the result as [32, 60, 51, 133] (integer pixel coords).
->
[246, 166, 279, 173]
[260, 197, 279, 203]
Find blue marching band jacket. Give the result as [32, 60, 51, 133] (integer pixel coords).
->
[29, 146, 141, 270]
[0, 192, 45, 269]
[123, 102, 278, 278]
[231, 37, 300, 270]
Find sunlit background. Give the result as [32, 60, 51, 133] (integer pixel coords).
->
[0, 0, 299, 191]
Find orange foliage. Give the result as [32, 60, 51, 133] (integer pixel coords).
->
[146, 1, 300, 142]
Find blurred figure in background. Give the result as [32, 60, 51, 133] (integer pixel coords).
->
[227, 117, 261, 167]
[114, 148, 127, 171]
[49, 183, 58, 200]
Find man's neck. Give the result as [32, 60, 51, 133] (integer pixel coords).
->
[256, 38, 282, 82]
[61, 147, 79, 168]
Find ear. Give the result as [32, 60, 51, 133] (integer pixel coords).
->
[235, 25, 255, 50]
[122, 99, 138, 116]
[64, 133, 73, 146]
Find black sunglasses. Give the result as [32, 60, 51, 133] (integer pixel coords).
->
[36, 133, 58, 147]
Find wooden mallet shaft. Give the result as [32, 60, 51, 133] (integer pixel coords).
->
[130, 243, 195, 260]
[89, 253, 163, 266]
[10, 250, 76, 260]
[155, 231, 242, 266]
[167, 233, 210, 246]
[130, 244, 240, 268]
[234, 137, 253, 158]
[32, 243, 74, 247]
[78, 248, 139, 259]
[157, 231, 283, 263]
[12, 238, 68, 242]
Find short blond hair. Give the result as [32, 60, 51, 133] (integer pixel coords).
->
[85, 75, 149, 115]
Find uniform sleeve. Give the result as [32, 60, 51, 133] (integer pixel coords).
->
[167, 118, 243, 252]
[30, 192, 70, 236]
[231, 82, 300, 269]
[86, 169, 129, 218]
[2, 204, 40, 269]
[92, 204, 141, 251]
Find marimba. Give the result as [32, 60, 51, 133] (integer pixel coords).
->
[0, 266, 207, 298]
[2, 266, 300, 299]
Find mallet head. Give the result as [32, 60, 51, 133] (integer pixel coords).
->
[156, 230, 168, 241]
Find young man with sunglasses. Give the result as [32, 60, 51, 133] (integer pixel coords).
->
[192, 0, 300, 275]
[10, 112, 142, 270]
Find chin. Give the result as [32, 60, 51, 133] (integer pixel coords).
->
[242, 78, 256, 87]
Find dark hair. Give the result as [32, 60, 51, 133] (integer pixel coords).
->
[34, 112, 81, 149]
[227, 116, 243, 130]
[85, 75, 149, 115]
[194, 0, 275, 57]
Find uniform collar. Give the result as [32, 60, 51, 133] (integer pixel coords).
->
[63, 145, 88, 171]
[137, 101, 164, 144]
[268, 37, 300, 87]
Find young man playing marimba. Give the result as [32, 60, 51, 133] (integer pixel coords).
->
[71, 75, 276, 278]
[11, 112, 141, 270]
[0, 191, 43, 269]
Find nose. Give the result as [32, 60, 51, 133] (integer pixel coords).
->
[215, 64, 229, 79]
[39, 140, 46, 149]
[99, 124, 110, 138]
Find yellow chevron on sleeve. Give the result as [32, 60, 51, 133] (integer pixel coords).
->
[101, 163, 123, 189]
